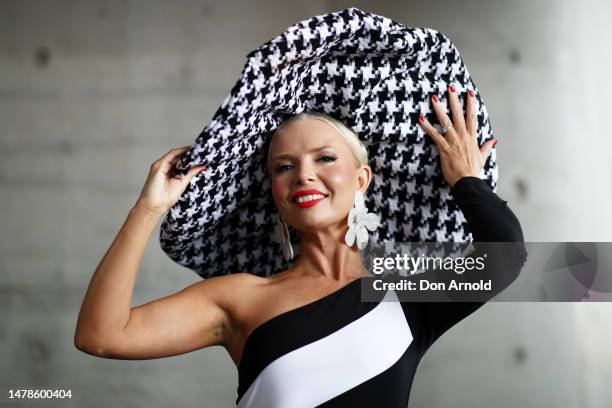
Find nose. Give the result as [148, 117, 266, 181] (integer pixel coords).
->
[294, 160, 316, 185]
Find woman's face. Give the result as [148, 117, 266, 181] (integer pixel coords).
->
[267, 118, 371, 233]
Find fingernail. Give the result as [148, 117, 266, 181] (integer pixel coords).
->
[449, 84, 456, 93]
[492, 139, 498, 147]
[432, 95, 439, 103]
[469, 89, 475, 97]
[419, 114, 425, 123]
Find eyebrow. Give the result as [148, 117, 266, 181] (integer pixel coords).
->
[271, 145, 336, 162]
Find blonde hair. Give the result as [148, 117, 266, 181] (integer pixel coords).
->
[267, 111, 369, 169]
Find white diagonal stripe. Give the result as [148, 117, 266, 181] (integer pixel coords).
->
[237, 290, 412, 408]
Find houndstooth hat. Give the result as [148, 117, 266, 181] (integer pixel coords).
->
[160, 7, 498, 279]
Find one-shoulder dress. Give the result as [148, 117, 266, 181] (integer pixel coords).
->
[236, 176, 528, 407]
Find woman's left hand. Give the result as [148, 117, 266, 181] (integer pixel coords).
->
[418, 84, 497, 188]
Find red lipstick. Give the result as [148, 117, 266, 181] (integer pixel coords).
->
[291, 189, 328, 208]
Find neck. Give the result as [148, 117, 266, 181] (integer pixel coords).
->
[291, 226, 372, 281]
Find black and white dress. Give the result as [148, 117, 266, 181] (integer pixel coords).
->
[236, 176, 527, 407]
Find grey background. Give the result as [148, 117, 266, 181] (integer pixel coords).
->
[1, 0, 611, 407]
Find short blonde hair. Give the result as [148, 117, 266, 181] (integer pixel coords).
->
[267, 111, 368, 169]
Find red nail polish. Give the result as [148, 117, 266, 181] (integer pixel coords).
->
[449, 84, 456, 93]
[432, 95, 439, 103]
[492, 139, 498, 147]
[419, 114, 425, 123]
[468, 89, 475, 97]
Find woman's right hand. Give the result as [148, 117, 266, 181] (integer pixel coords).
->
[134, 146, 205, 215]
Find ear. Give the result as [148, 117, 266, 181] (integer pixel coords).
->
[357, 164, 372, 193]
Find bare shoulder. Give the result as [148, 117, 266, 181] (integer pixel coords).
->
[199, 269, 300, 321]
[197, 271, 262, 289]
[216, 270, 299, 313]
[192, 272, 265, 307]
[224, 269, 303, 322]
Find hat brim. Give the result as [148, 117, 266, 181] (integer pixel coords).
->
[159, 7, 497, 278]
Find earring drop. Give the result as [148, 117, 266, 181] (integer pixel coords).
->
[272, 215, 294, 261]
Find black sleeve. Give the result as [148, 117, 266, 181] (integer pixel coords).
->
[400, 176, 528, 356]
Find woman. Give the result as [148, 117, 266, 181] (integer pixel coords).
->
[75, 84, 526, 407]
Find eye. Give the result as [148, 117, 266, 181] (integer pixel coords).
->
[319, 155, 337, 163]
[274, 164, 292, 173]
[274, 155, 336, 174]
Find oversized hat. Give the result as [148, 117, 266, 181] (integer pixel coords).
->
[159, 7, 498, 279]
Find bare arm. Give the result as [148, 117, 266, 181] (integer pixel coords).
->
[74, 204, 159, 355]
[74, 146, 214, 359]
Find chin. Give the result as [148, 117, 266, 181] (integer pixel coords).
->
[292, 214, 343, 231]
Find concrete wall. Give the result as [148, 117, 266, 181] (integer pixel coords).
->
[1, 0, 610, 407]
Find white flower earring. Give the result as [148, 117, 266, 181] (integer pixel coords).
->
[272, 215, 294, 261]
[344, 190, 380, 250]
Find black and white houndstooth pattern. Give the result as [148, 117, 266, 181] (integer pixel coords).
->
[159, 7, 497, 279]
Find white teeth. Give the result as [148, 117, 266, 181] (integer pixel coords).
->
[296, 194, 325, 203]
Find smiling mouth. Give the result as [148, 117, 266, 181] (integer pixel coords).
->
[292, 193, 328, 204]
[292, 193, 329, 208]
